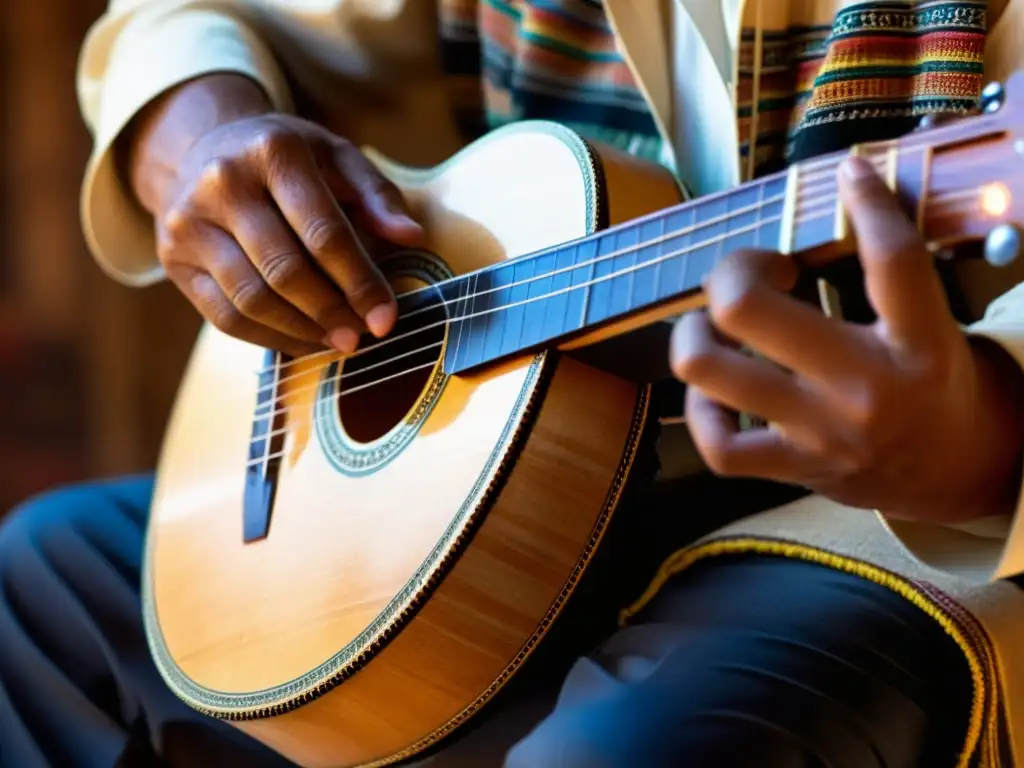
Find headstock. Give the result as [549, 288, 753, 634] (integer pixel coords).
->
[907, 70, 1024, 266]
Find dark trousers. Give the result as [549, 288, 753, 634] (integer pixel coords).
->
[0, 476, 972, 767]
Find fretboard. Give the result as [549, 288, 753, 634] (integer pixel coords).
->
[415, 113, 1009, 377]
[425, 161, 840, 376]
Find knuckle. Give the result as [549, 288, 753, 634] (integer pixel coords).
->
[260, 251, 305, 291]
[209, 302, 245, 335]
[854, 175, 891, 199]
[332, 137, 360, 164]
[881, 230, 924, 262]
[155, 236, 177, 267]
[672, 346, 718, 383]
[831, 440, 874, 476]
[708, 286, 759, 334]
[700, 440, 737, 476]
[303, 218, 350, 255]
[313, 303, 355, 330]
[230, 280, 272, 316]
[164, 263, 194, 290]
[198, 158, 241, 193]
[922, 347, 955, 384]
[184, 272, 246, 335]
[252, 125, 304, 160]
[344, 273, 387, 308]
[845, 385, 886, 433]
[719, 248, 759, 271]
[161, 203, 196, 241]
[369, 174, 401, 200]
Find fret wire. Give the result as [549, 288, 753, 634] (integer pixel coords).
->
[681, 203, 696, 295]
[518, 258, 530, 351]
[654, 212, 666, 302]
[560, 244, 575, 336]
[406, 191, 793, 328]
[579, 241, 594, 328]
[481, 266, 499, 362]
[754, 179, 764, 248]
[478, 265, 492, 365]
[591, 234, 606, 324]
[523, 252, 540, 347]
[606, 228, 624, 321]
[626, 223, 637, 316]
[468, 271, 481, 369]
[502, 262, 520, 357]
[536, 250, 551, 344]
[261, 350, 281, 478]
[450, 272, 471, 370]
[524, 251, 538, 347]
[460, 212, 788, 331]
[440, 177, 841, 372]
[714, 193, 727, 266]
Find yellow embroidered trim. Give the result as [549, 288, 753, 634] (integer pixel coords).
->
[618, 537, 1001, 768]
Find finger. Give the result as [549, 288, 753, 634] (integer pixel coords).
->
[671, 312, 820, 425]
[838, 156, 956, 350]
[703, 248, 876, 383]
[265, 139, 398, 338]
[230, 204, 366, 354]
[197, 223, 327, 344]
[685, 385, 821, 483]
[328, 140, 425, 247]
[170, 265, 324, 358]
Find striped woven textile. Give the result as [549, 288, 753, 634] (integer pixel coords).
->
[438, 0, 666, 164]
[437, 0, 989, 180]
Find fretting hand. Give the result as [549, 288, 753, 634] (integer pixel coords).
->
[128, 74, 424, 358]
[670, 156, 1024, 525]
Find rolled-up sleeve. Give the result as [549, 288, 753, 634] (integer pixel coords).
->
[77, 1, 293, 285]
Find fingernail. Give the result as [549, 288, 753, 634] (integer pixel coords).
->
[365, 303, 396, 338]
[384, 201, 422, 231]
[385, 200, 414, 223]
[325, 327, 360, 354]
[397, 213, 425, 238]
[841, 156, 875, 181]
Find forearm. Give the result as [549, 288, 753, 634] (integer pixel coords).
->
[123, 73, 273, 216]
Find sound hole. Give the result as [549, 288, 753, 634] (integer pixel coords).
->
[337, 279, 449, 445]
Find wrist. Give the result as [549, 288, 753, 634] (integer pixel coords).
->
[962, 336, 1024, 520]
[120, 73, 273, 215]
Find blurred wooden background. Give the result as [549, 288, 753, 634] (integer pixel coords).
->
[0, 0, 201, 511]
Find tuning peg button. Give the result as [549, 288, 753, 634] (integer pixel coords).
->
[981, 81, 1005, 113]
[985, 224, 1022, 267]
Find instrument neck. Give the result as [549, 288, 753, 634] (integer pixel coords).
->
[432, 118, 1017, 376]
[435, 153, 844, 376]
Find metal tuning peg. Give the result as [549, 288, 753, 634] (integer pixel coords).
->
[985, 224, 1022, 267]
[980, 81, 1005, 113]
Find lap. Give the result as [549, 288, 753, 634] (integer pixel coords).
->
[500, 554, 972, 768]
[0, 476, 292, 768]
[0, 480, 973, 768]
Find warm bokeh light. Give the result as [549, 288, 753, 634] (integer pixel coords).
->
[981, 183, 1012, 218]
